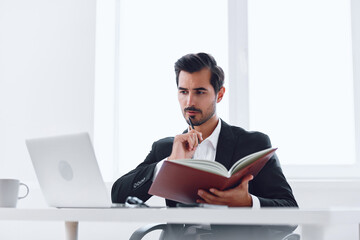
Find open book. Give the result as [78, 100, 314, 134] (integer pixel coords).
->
[148, 147, 277, 204]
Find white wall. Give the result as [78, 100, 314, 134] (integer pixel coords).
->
[0, 0, 96, 181]
[0, 0, 113, 238]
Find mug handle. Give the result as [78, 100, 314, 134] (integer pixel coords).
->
[18, 183, 29, 199]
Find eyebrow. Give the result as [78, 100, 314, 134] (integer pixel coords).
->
[178, 87, 208, 91]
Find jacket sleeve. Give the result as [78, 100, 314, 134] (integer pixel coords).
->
[250, 154, 298, 207]
[245, 133, 298, 207]
[111, 138, 173, 203]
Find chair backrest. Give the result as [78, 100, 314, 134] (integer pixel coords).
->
[129, 223, 301, 240]
[282, 233, 301, 240]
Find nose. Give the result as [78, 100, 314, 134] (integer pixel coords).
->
[186, 92, 195, 106]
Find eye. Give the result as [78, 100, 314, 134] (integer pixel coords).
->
[179, 90, 188, 94]
[196, 90, 205, 95]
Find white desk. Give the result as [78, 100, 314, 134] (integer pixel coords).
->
[0, 207, 359, 240]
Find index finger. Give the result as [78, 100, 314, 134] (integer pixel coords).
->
[188, 129, 203, 143]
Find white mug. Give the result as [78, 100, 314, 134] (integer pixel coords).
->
[0, 179, 29, 208]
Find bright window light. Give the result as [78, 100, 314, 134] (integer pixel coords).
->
[248, 0, 356, 165]
[116, 0, 229, 174]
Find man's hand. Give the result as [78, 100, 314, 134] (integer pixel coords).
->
[196, 175, 254, 207]
[168, 129, 203, 160]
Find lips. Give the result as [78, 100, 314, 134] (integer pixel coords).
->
[184, 107, 201, 117]
[186, 111, 199, 116]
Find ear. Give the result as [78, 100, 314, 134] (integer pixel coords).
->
[216, 87, 225, 103]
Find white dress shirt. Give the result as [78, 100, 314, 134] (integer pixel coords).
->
[153, 120, 260, 208]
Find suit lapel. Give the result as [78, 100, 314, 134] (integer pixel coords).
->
[215, 120, 236, 170]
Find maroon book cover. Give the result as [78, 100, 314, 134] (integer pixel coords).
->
[148, 148, 276, 204]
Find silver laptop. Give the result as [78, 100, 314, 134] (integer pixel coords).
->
[26, 132, 122, 208]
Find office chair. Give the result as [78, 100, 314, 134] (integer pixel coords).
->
[129, 223, 300, 240]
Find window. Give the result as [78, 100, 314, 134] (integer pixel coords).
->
[95, 0, 360, 180]
[95, 0, 229, 179]
[248, 0, 355, 165]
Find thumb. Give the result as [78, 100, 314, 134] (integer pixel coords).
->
[239, 174, 254, 188]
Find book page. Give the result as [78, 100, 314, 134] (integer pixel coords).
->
[229, 148, 276, 175]
[168, 159, 229, 177]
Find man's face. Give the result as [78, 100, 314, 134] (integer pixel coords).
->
[178, 68, 219, 126]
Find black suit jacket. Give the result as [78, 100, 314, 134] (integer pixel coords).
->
[111, 120, 298, 208]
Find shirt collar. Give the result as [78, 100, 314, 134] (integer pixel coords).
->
[194, 119, 221, 150]
[187, 119, 222, 149]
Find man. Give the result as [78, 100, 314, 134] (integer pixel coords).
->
[112, 53, 298, 239]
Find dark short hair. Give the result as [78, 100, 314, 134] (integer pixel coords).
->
[174, 53, 224, 94]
